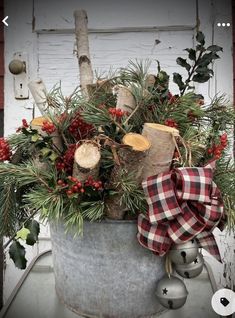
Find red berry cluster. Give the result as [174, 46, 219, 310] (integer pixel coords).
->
[57, 176, 85, 196]
[57, 175, 103, 197]
[42, 120, 56, 134]
[207, 133, 228, 160]
[68, 112, 94, 141]
[164, 118, 178, 129]
[56, 144, 77, 174]
[85, 175, 103, 191]
[0, 138, 12, 161]
[108, 108, 128, 119]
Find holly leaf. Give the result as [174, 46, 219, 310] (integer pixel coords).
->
[207, 45, 223, 52]
[9, 241, 27, 270]
[196, 31, 205, 45]
[176, 58, 191, 72]
[185, 48, 196, 61]
[16, 227, 30, 240]
[26, 220, 40, 246]
[192, 73, 211, 83]
[173, 73, 185, 91]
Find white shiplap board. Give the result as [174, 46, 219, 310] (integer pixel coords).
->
[38, 30, 193, 95]
[34, 0, 196, 31]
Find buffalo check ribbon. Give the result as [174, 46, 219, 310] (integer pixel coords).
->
[137, 161, 226, 262]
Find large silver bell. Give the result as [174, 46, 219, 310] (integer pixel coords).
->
[155, 275, 188, 309]
[169, 239, 199, 265]
[175, 253, 204, 278]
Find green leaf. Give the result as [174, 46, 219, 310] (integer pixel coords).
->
[192, 73, 211, 83]
[26, 220, 40, 246]
[41, 147, 51, 157]
[173, 73, 185, 91]
[9, 241, 27, 269]
[49, 152, 58, 162]
[207, 45, 223, 52]
[184, 48, 196, 61]
[16, 227, 30, 240]
[198, 52, 219, 67]
[195, 66, 214, 76]
[196, 31, 205, 45]
[176, 57, 191, 72]
[31, 134, 40, 142]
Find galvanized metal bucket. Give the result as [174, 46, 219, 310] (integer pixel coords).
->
[50, 220, 166, 318]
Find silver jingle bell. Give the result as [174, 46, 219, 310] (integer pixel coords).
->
[175, 253, 204, 278]
[169, 239, 199, 265]
[155, 275, 188, 309]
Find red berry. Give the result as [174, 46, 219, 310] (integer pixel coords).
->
[66, 190, 73, 196]
[22, 119, 29, 128]
[207, 148, 213, 155]
[57, 180, 63, 186]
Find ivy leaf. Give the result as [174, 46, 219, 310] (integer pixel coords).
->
[192, 73, 211, 83]
[16, 227, 30, 240]
[173, 73, 185, 91]
[26, 220, 40, 246]
[176, 57, 191, 72]
[9, 241, 27, 270]
[207, 45, 223, 52]
[185, 48, 196, 61]
[196, 31, 205, 45]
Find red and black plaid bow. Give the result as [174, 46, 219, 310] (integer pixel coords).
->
[137, 161, 226, 262]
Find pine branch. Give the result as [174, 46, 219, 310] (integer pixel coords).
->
[114, 171, 147, 213]
[0, 180, 17, 237]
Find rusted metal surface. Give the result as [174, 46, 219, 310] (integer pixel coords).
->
[50, 220, 166, 318]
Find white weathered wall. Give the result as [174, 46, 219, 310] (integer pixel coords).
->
[3, 0, 233, 300]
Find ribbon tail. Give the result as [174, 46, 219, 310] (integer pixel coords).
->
[196, 232, 222, 263]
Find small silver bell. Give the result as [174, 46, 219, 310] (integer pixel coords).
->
[155, 275, 188, 309]
[169, 239, 199, 265]
[175, 253, 204, 278]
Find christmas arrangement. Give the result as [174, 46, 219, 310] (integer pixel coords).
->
[1, 17, 235, 312]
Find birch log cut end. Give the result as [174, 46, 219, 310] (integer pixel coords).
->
[122, 133, 151, 151]
[73, 142, 101, 182]
[141, 123, 179, 181]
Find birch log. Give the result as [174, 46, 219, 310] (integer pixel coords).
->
[113, 85, 136, 112]
[141, 123, 179, 180]
[74, 10, 94, 97]
[28, 79, 47, 115]
[105, 133, 151, 220]
[73, 141, 101, 182]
